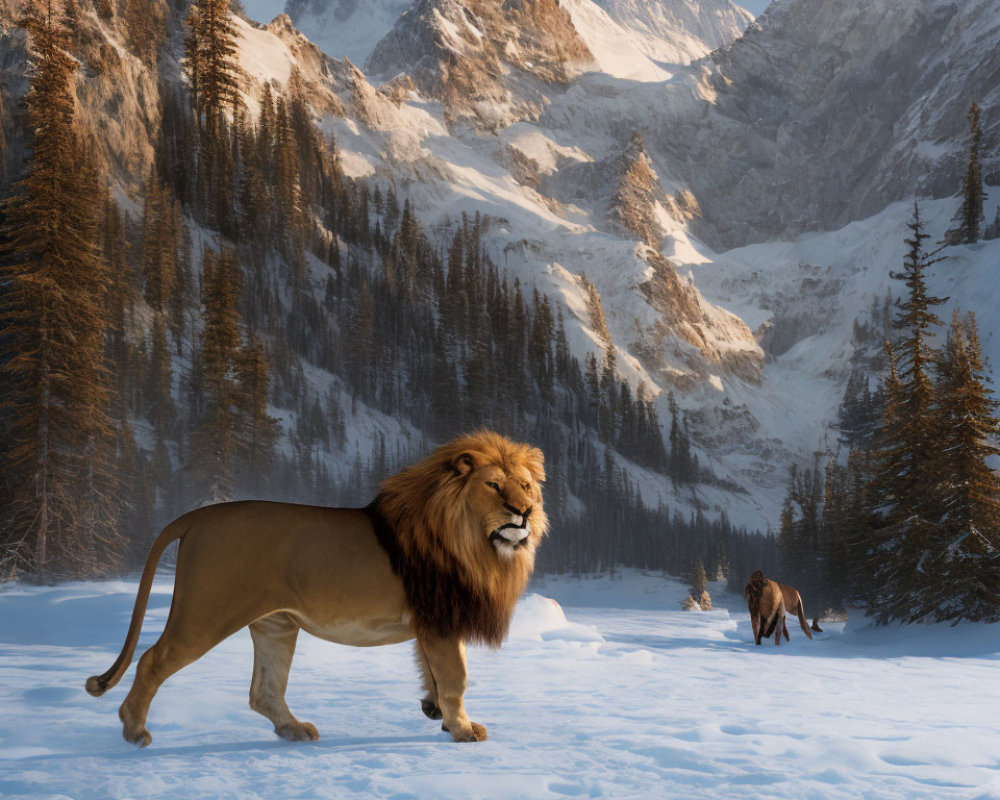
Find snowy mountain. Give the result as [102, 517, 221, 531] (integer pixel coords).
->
[2, 0, 999, 540]
[283, 0, 411, 64]
[285, 0, 754, 81]
[593, 0, 753, 65]
[671, 0, 1000, 248]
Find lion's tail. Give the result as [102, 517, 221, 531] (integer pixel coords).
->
[795, 593, 813, 640]
[85, 516, 191, 697]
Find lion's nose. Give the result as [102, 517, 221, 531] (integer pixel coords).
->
[503, 502, 531, 520]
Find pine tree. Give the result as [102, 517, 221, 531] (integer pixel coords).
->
[688, 558, 707, 598]
[985, 203, 1000, 241]
[184, 0, 241, 137]
[950, 101, 985, 245]
[0, 2, 122, 578]
[865, 203, 948, 622]
[0, 81, 7, 187]
[931, 312, 1000, 621]
[192, 247, 245, 502]
[239, 336, 278, 494]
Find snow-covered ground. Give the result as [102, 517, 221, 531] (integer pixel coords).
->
[2, 571, 998, 798]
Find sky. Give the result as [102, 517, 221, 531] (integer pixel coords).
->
[739, 0, 770, 15]
[239, 0, 284, 23]
[239, 0, 769, 26]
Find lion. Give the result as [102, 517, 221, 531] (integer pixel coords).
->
[744, 570, 785, 646]
[774, 581, 815, 641]
[85, 431, 547, 747]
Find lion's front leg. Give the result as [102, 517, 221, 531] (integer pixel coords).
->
[414, 640, 443, 720]
[248, 613, 319, 742]
[417, 634, 487, 743]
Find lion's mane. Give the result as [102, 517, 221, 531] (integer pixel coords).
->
[365, 431, 548, 648]
[745, 569, 766, 618]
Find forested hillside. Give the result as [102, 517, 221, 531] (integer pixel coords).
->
[0, 0, 770, 583]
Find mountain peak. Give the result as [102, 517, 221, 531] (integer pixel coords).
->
[366, 0, 594, 129]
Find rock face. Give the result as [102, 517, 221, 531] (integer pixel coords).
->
[665, 0, 1000, 248]
[366, 0, 594, 129]
[635, 251, 763, 388]
[610, 131, 667, 247]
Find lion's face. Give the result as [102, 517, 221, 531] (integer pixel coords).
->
[453, 453, 542, 558]
[439, 435, 547, 561]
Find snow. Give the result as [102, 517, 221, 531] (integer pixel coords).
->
[286, 0, 413, 66]
[233, 16, 294, 87]
[560, 0, 674, 82]
[2, 571, 999, 798]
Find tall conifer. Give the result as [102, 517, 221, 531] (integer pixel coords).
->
[932, 312, 1000, 620]
[951, 101, 985, 245]
[0, 1, 121, 578]
[866, 203, 948, 622]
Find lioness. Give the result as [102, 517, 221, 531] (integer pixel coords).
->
[86, 431, 547, 747]
[775, 581, 815, 641]
[744, 570, 785, 646]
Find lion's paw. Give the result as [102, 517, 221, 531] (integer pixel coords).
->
[421, 698, 443, 720]
[275, 721, 320, 742]
[446, 721, 488, 742]
[123, 726, 152, 747]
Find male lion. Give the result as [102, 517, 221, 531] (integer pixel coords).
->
[86, 431, 547, 747]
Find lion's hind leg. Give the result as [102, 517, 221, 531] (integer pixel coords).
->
[415, 640, 443, 720]
[248, 613, 318, 742]
[118, 630, 219, 747]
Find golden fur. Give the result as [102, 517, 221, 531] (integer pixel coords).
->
[86, 431, 547, 747]
[775, 582, 814, 641]
[744, 570, 785, 646]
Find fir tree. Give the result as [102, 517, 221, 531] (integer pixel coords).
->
[866, 203, 948, 622]
[192, 247, 245, 502]
[931, 312, 1000, 621]
[239, 336, 278, 494]
[688, 558, 707, 598]
[184, 0, 241, 137]
[950, 101, 985, 245]
[0, 2, 122, 578]
[0, 81, 7, 187]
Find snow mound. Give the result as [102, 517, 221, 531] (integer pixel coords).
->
[508, 593, 605, 642]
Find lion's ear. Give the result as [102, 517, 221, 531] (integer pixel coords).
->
[452, 452, 477, 476]
[526, 447, 546, 483]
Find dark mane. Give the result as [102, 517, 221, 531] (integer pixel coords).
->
[365, 495, 523, 648]
[744, 569, 766, 616]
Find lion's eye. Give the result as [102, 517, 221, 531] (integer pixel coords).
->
[486, 481, 501, 491]
[521, 482, 530, 491]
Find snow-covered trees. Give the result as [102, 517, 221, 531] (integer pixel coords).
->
[790, 204, 1000, 623]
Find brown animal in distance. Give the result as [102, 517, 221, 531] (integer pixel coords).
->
[744, 570, 785, 646]
[774, 581, 816, 641]
[85, 431, 547, 747]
